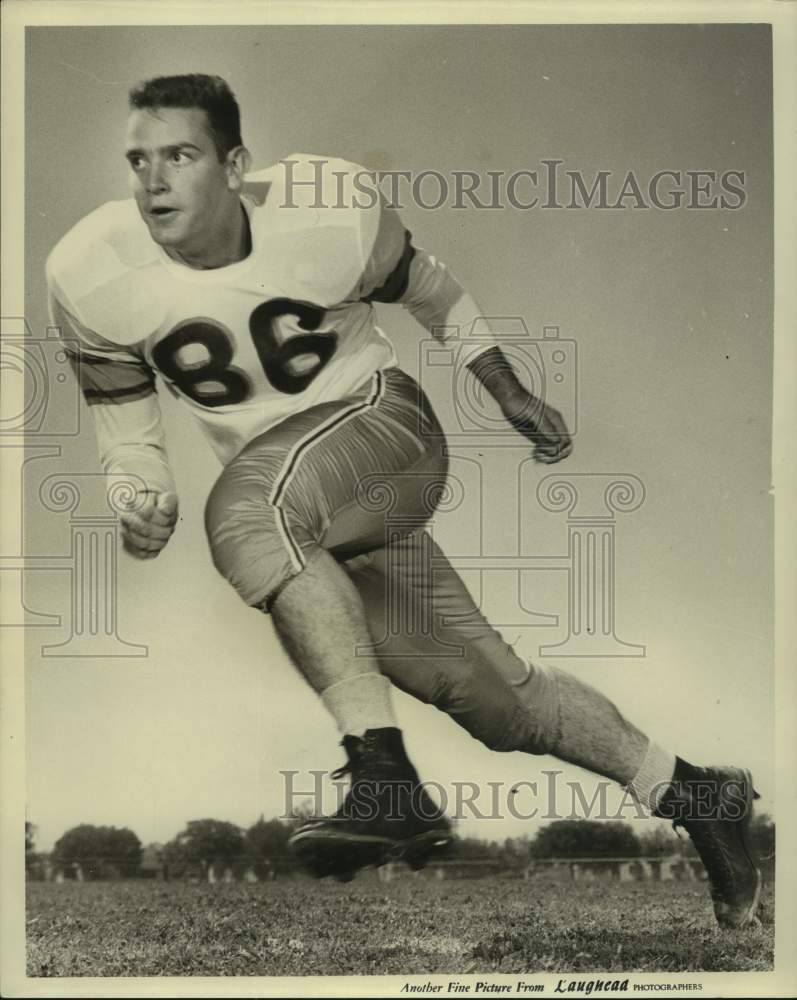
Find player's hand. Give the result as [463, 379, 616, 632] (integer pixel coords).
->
[119, 490, 179, 559]
[500, 392, 573, 464]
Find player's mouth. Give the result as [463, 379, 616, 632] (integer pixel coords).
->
[148, 207, 179, 222]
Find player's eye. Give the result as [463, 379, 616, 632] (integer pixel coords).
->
[127, 156, 146, 171]
[170, 151, 191, 165]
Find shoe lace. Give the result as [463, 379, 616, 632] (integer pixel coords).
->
[332, 735, 410, 785]
[332, 758, 413, 788]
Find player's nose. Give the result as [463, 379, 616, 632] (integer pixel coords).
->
[144, 160, 169, 194]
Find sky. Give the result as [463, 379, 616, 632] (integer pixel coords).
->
[19, 23, 773, 852]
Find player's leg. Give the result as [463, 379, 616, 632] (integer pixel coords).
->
[270, 546, 395, 733]
[204, 369, 433, 696]
[272, 552, 451, 877]
[345, 529, 649, 778]
[346, 534, 761, 927]
[343, 532, 556, 753]
[203, 368, 453, 875]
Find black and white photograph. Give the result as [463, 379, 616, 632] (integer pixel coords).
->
[1, 1, 795, 997]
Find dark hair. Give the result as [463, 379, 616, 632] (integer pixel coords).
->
[128, 74, 243, 160]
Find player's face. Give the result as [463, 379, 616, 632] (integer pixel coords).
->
[125, 107, 242, 259]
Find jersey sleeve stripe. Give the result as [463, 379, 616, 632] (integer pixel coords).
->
[66, 342, 156, 406]
[83, 382, 157, 405]
[361, 230, 416, 304]
[65, 349, 150, 369]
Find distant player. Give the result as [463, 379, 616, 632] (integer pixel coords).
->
[47, 74, 761, 926]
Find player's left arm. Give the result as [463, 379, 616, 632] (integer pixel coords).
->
[360, 204, 572, 464]
[464, 343, 573, 464]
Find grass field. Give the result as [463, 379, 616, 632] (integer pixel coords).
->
[26, 876, 774, 977]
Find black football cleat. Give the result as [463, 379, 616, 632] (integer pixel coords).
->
[288, 727, 452, 880]
[657, 765, 763, 929]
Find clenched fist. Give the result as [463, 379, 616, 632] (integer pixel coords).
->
[501, 391, 574, 464]
[120, 490, 179, 559]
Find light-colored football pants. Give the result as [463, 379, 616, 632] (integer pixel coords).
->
[204, 365, 562, 755]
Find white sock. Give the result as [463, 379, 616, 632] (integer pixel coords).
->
[320, 672, 397, 737]
[625, 741, 677, 813]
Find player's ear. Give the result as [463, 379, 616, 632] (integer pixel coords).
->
[225, 146, 251, 191]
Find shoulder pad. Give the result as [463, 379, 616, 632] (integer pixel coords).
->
[251, 154, 383, 303]
[46, 200, 166, 345]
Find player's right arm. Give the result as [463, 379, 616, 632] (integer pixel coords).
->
[47, 289, 179, 559]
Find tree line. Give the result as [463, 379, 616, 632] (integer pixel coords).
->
[25, 816, 299, 881]
[25, 815, 775, 881]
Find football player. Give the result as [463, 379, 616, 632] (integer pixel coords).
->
[47, 74, 761, 925]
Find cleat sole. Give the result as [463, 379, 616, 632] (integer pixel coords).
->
[289, 825, 452, 879]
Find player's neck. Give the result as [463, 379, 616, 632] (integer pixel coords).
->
[166, 201, 251, 270]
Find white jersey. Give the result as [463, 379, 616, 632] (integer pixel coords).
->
[47, 154, 481, 493]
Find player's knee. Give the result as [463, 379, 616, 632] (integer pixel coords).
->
[204, 474, 299, 610]
[457, 658, 562, 756]
[511, 662, 562, 756]
[435, 660, 538, 754]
